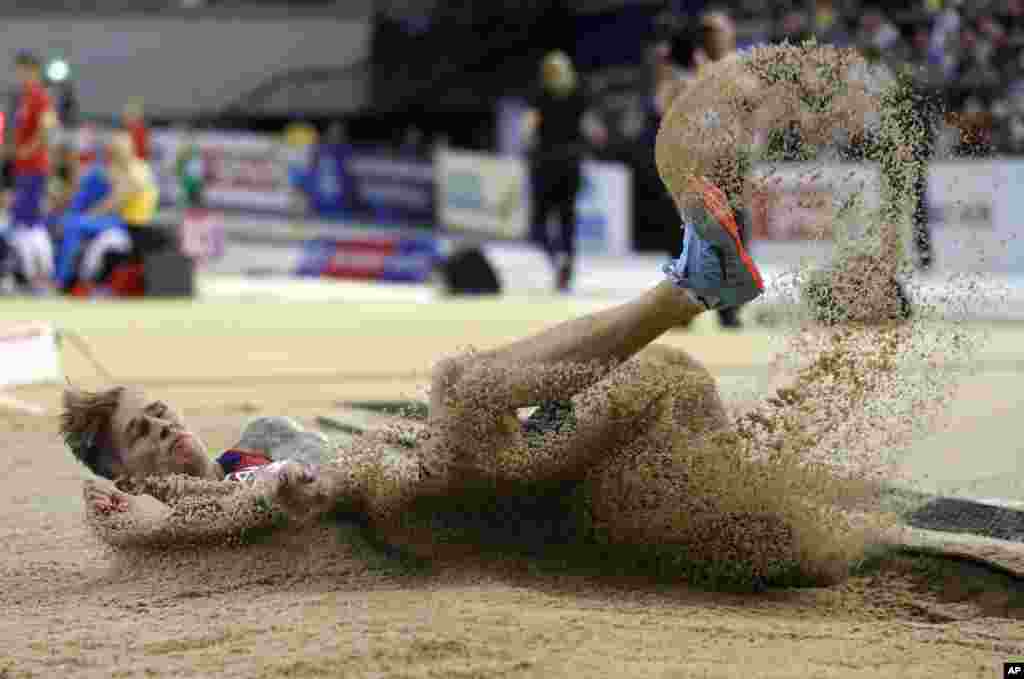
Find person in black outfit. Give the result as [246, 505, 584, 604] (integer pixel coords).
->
[523, 50, 605, 292]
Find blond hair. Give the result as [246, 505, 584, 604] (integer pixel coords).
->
[108, 131, 154, 197]
[541, 50, 577, 96]
[109, 131, 135, 165]
[60, 386, 125, 479]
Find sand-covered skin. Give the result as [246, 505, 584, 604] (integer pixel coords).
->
[277, 44, 985, 588]
[2, 410, 1024, 679]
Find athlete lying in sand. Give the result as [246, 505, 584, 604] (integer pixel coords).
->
[74, 267, 756, 544]
[71, 45, 909, 580]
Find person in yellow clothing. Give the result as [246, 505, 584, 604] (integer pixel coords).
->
[56, 132, 159, 292]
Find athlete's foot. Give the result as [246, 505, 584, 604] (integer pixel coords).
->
[267, 461, 335, 522]
[663, 186, 764, 310]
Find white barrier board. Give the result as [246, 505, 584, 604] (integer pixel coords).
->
[437, 149, 529, 241]
[150, 129, 294, 213]
[748, 162, 882, 269]
[927, 160, 1024, 274]
[436, 149, 632, 256]
[0, 323, 62, 387]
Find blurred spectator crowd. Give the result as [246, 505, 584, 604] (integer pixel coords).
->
[4, 0, 1023, 297]
[650, 0, 1024, 154]
[0, 49, 170, 297]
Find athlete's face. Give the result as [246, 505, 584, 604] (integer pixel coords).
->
[108, 388, 213, 479]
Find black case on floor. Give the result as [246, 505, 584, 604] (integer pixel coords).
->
[143, 250, 195, 298]
[440, 247, 501, 296]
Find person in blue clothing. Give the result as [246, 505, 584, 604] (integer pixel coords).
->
[53, 140, 112, 291]
[55, 133, 157, 293]
[306, 122, 351, 220]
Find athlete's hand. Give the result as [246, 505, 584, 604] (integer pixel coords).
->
[83, 479, 172, 526]
[267, 461, 333, 521]
[84, 479, 130, 515]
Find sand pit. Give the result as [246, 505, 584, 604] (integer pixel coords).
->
[1, 295, 1023, 678]
[2, 410, 1024, 679]
[2, 39, 1022, 677]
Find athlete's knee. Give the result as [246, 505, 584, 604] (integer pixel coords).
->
[639, 345, 711, 379]
[429, 357, 467, 410]
[638, 347, 724, 421]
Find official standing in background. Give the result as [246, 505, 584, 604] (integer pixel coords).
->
[522, 50, 606, 293]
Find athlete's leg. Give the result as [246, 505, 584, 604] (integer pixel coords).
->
[421, 283, 703, 491]
[425, 85, 766, 482]
[423, 337, 729, 495]
[428, 182, 762, 438]
[485, 344, 728, 485]
[428, 280, 702, 425]
[489, 279, 697, 366]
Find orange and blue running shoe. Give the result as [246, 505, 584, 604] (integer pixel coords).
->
[663, 179, 764, 309]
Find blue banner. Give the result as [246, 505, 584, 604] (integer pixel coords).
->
[296, 233, 439, 283]
[306, 144, 436, 228]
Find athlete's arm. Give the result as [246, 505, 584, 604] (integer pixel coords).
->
[83, 467, 326, 547]
[84, 479, 277, 548]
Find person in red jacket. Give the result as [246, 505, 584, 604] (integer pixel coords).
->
[6, 50, 57, 293]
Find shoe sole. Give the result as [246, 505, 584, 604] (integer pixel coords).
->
[689, 180, 764, 304]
